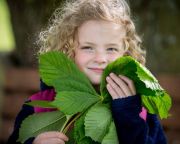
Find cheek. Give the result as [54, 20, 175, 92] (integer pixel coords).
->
[74, 51, 91, 70]
[74, 50, 93, 64]
[108, 53, 123, 62]
[74, 53, 84, 70]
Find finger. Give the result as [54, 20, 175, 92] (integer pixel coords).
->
[106, 84, 119, 99]
[43, 138, 65, 144]
[119, 75, 136, 95]
[38, 132, 69, 142]
[58, 133, 69, 142]
[109, 73, 132, 96]
[106, 76, 125, 98]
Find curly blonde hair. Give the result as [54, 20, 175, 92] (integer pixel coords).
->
[37, 0, 146, 64]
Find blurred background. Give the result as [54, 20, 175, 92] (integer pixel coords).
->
[0, 0, 180, 143]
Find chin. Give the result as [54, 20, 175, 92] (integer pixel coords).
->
[87, 75, 101, 85]
[90, 79, 101, 85]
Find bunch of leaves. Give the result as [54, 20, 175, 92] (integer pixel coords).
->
[18, 51, 171, 143]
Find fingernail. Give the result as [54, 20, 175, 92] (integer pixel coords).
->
[106, 76, 110, 80]
[110, 73, 114, 76]
[66, 137, 69, 141]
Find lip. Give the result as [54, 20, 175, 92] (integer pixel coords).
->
[89, 68, 104, 74]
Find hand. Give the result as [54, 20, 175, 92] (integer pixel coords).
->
[106, 73, 136, 99]
[33, 131, 69, 144]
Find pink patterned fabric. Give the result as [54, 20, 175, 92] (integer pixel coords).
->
[139, 107, 147, 121]
[30, 89, 56, 113]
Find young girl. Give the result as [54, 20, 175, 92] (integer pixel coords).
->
[7, 0, 167, 144]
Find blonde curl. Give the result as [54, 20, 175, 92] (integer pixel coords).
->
[37, 0, 146, 64]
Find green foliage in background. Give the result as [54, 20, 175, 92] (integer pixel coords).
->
[129, 0, 180, 73]
[0, 0, 15, 51]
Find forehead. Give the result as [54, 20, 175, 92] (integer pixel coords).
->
[77, 20, 126, 43]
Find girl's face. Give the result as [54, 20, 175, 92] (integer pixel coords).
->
[74, 20, 126, 85]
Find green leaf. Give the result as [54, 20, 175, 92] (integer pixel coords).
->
[135, 61, 163, 91]
[74, 113, 86, 142]
[102, 121, 119, 144]
[142, 92, 172, 119]
[26, 100, 56, 108]
[100, 56, 172, 118]
[100, 56, 137, 100]
[39, 51, 95, 92]
[54, 76, 97, 95]
[18, 111, 66, 143]
[65, 128, 76, 144]
[19, 51, 172, 144]
[51, 91, 101, 115]
[77, 137, 100, 144]
[74, 113, 100, 144]
[85, 104, 112, 142]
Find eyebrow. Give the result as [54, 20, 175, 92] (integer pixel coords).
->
[82, 42, 96, 46]
[81, 42, 119, 47]
[105, 43, 119, 47]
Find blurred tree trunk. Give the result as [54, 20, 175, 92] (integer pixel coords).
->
[6, 0, 63, 67]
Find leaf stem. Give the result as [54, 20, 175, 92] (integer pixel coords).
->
[62, 113, 81, 134]
[60, 115, 72, 132]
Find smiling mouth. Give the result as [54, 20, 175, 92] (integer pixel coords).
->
[89, 68, 104, 74]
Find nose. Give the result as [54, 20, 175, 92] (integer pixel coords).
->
[93, 51, 107, 64]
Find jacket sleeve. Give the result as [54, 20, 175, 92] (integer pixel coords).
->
[7, 81, 53, 144]
[6, 102, 35, 144]
[146, 113, 167, 144]
[111, 95, 167, 144]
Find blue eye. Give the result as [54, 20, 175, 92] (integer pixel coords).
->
[81, 46, 93, 50]
[107, 48, 118, 52]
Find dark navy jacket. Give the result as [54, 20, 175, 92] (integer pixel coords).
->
[7, 82, 167, 144]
